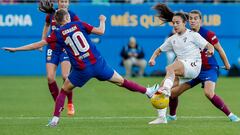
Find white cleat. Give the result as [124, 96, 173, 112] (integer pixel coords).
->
[146, 84, 160, 98]
[46, 116, 59, 127]
[149, 117, 167, 124]
[158, 87, 171, 97]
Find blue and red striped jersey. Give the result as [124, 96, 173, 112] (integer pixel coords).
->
[198, 27, 219, 70]
[46, 21, 101, 70]
[45, 10, 80, 52]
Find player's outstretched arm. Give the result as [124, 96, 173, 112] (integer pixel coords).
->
[91, 15, 106, 35]
[205, 43, 214, 57]
[213, 42, 231, 70]
[149, 48, 162, 66]
[2, 40, 48, 52]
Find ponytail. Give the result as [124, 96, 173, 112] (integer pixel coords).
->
[152, 3, 189, 23]
[152, 3, 174, 23]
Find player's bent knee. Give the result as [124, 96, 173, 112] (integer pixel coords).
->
[62, 75, 68, 81]
[47, 76, 55, 83]
[204, 92, 214, 99]
[114, 77, 124, 86]
[166, 66, 174, 74]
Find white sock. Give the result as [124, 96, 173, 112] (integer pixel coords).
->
[52, 116, 59, 123]
[163, 78, 173, 90]
[228, 113, 233, 118]
[157, 108, 167, 118]
[145, 88, 151, 96]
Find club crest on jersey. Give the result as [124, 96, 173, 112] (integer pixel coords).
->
[183, 37, 187, 42]
[52, 26, 57, 30]
[47, 56, 51, 61]
[173, 40, 176, 44]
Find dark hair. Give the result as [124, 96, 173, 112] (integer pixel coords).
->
[174, 12, 188, 22]
[153, 3, 189, 23]
[152, 3, 174, 23]
[54, 8, 68, 25]
[189, 10, 202, 19]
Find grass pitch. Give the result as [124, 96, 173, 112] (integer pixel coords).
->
[0, 76, 239, 135]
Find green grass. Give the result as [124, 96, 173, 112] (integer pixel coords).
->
[0, 76, 239, 135]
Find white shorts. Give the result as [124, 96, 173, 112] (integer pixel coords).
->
[179, 59, 202, 79]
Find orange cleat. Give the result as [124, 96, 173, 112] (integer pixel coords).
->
[67, 103, 75, 116]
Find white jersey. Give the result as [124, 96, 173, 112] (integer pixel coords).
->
[159, 29, 208, 60]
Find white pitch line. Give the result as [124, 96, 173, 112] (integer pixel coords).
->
[0, 116, 226, 120]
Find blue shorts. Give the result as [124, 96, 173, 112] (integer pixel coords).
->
[186, 67, 219, 88]
[68, 58, 114, 87]
[46, 48, 69, 65]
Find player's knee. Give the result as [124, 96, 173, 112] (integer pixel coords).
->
[62, 75, 68, 81]
[116, 77, 124, 86]
[204, 92, 214, 99]
[166, 66, 174, 74]
[47, 75, 55, 83]
[170, 93, 177, 98]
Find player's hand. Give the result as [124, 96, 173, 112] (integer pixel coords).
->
[99, 15, 106, 22]
[39, 0, 55, 14]
[148, 59, 156, 66]
[224, 64, 231, 70]
[1, 47, 17, 52]
[37, 47, 43, 52]
[206, 49, 214, 57]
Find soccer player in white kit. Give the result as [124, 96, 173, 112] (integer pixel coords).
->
[148, 12, 214, 124]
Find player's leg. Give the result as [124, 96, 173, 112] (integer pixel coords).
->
[107, 70, 159, 97]
[149, 62, 185, 125]
[161, 58, 201, 95]
[46, 63, 59, 101]
[149, 77, 181, 124]
[94, 59, 159, 97]
[167, 83, 192, 121]
[204, 81, 240, 122]
[60, 54, 75, 116]
[150, 77, 200, 124]
[159, 60, 185, 95]
[47, 78, 76, 127]
[47, 68, 91, 127]
[46, 49, 61, 101]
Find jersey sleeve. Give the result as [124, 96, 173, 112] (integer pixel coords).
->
[73, 15, 80, 21]
[192, 32, 209, 50]
[159, 37, 173, 52]
[207, 31, 219, 45]
[69, 10, 80, 21]
[45, 31, 57, 47]
[45, 14, 51, 24]
[81, 21, 94, 34]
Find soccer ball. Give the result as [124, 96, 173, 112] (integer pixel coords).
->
[150, 92, 169, 109]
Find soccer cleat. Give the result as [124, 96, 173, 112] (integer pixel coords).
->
[149, 116, 167, 124]
[166, 115, 177, 121]
[229, 114, 240, 122]
[67, 103, 75, 116]
[146, 84, 160, 98]
[46, 116, 59, 127]
[158, 87, 171, 97]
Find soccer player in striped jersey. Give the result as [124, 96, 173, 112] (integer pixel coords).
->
[2, 9, 159, 127]
[149, 4, 239, 124]
[40, 0, 80, 116]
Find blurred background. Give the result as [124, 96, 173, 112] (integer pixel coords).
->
[0, 0, 240, 76]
